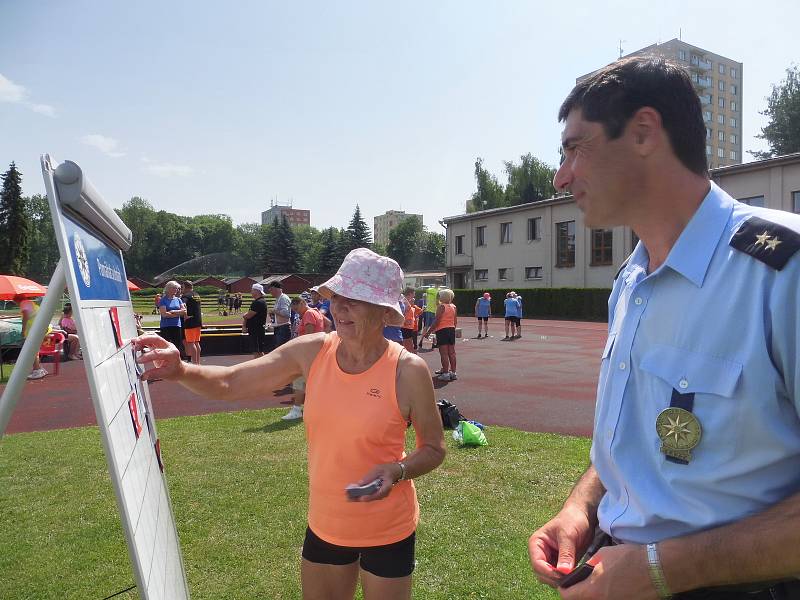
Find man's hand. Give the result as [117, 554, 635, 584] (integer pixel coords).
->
[133, 334, 186, 381]
[559, 544, 658, 600]
[529, 504, 596, 588]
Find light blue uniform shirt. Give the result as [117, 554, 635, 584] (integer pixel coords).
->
[592, 183, 800, 544]
[476, 297, 491, 318]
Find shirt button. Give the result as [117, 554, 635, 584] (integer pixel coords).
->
[679, 378, 689, 389]
[634, 297, 643, 305]
[619, 362, 627, 370]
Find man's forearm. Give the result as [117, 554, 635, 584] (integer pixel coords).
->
[660, 490, 800, 593]
[564, 465, 605, 523]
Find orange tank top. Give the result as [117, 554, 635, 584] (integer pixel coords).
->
[403, 302, 417, 330]
[434, 303, 456, 332]
[304, 333, 419, 546]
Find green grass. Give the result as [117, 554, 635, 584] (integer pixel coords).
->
[0, 410, 590, 599]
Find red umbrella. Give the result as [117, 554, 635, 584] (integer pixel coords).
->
[127, 279, 141, 291]
[0, 275, 48, 301]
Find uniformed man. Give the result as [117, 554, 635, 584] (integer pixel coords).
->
[528, 56, 800, 599]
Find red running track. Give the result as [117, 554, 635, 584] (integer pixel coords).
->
[2, 319, 607, 437]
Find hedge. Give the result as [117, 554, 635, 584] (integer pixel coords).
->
[452, 287, 610, 322]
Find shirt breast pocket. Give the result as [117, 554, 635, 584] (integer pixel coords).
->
[640, 345, 743, 465]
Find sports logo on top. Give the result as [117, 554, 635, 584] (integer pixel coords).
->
[73, 232, 91, 287]
[64, 214, 129, 302]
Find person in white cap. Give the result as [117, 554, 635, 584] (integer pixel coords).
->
[242, 283, 268, 358]
[133, 248, 445, 599]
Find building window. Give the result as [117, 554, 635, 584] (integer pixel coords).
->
[718, 63, 725, 74]
[706, 145, 712, 156]
[500, 222, 512, 244]
[731, 67, 738, 79]
[717, 147, 724, 158]
[678, 49, 686, 61]
[718, 130, 725, 142]
[525, 266, 543, 280]
[731, 84, 737, 95]
[718, 80, 725, 91]
[731, 133, 737, 144]
[690, 54, 699, 66]
[793, 191, 800, 213]
[498, 268, 511, 281]
[730, 117, 737, 128]
[731, 100, 737, 112]
[476, 226, 486, 246]
[555, 221, 575, 268]
[717, 114, 725, 125]
[591, 229, 613, 266]
[527, 217, 541, 241]
[706, 127, 712, 140]
[718, 97, 725, 108]
[740, 195, 765, 207]
[475, 269, 488, 281]
[455, 235, 464, 255]
[703, 110, 712, 122]
[730, 150, 737, 160]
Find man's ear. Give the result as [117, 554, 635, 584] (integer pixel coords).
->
[630, 107, 662, 157]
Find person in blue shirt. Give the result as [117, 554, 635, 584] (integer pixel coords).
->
[503, 292, 520, 340]
[474, 292, 492, 338]
[528, 56, 800, 599]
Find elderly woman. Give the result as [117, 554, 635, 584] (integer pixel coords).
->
[421, 289, 458, 381]
[134, 248, 445, 600]
[158, 280, 187, 350]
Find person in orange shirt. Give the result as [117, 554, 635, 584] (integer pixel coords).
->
[421, 288, 458, 381]
[400, 287, 422, 353]
[282, 296, 329, 421]
[134, 248, 445, 600]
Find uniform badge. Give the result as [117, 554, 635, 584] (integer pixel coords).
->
[730, 216, 800, 271]
[656, 407, 702, 463]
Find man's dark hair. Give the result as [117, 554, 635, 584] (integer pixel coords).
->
[269, 282, 282, 289]
[559, 56, 707, 176]
[183, 281, 193, 289]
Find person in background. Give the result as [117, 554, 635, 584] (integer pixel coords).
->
[310, 287, 334, 331]
[269, 281, 292, 348]
[282, 297, 326, 421]
[133, 247, 445, 600]
[153, 292, 161, 315]
[474, 292, 492, 339]
[422, 286, 438, 350]
[158, 281, 186, 351]
[242, 283, 268, 358]
[58, 303, 82, 360]
[511, 291, 522, 339]
[218, 291, 226, 315]
[401, 287, 422, 353]
[422, 288, 458, 381]
[16, 295, 47, 380]
[503, 292, 519, 340]
[529, 56, 800, 599]
[181, 281, 202, 364]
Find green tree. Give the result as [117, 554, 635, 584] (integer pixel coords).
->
[503, 153, 556, 205]
[0, 162, 30, 275]
[262, 216, 299, 273]
[467, 158, 504, 213]
[23, 194, 60, 281]
[387, 216, 423, 269]
[117, 196, 157, 278]
[233, 222, 264, 274]
[411, 231, 445, 270]
[318, 227, 342, 275]
[292, 224, 323, 272]
[342, 205, 372, 253]
[752, 65, 800, 159]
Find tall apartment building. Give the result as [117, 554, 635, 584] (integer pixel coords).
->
[578, 39, 743, 170]
[260, 201, 310, 227]
[373, 210, 423, 246]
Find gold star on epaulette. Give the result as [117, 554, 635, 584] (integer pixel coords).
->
[754, 231, 771, 247]
[766, 236, 782, 251]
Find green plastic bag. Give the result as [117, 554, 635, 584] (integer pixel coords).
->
[456, 420, 488, 446]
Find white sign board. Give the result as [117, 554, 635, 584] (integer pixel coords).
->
[41, 156, 190, 599]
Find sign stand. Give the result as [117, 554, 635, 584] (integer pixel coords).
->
[0, 155, 190, 599]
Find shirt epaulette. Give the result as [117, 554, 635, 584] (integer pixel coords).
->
[729, 216, 800, 271]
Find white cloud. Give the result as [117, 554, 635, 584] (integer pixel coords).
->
[81, 134, 126, 157]
[0, 72, 56, 117]
[30, 103, 56, 118]
[145, 162, 194, 177]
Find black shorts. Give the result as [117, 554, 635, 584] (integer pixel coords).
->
[435, 327, 456, 346]
[302, 527, 416, 578]
[158, 326, 183, 349]
[477, 316, 488, 322]
[505, 316, 520, 325]
[401, 328, 416, 340]
[247, 326, 268, 353]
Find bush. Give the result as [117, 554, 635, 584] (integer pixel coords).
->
[453, 287, 610, 322]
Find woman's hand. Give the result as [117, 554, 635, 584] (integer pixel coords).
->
[348, 463, 403, 502]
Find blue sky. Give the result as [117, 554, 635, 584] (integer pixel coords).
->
[2, 1, 797, 233]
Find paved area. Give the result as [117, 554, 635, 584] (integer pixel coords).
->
[2, 319, 607, 437]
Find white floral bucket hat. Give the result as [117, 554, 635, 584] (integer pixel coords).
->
[318, 248, 405, 326]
